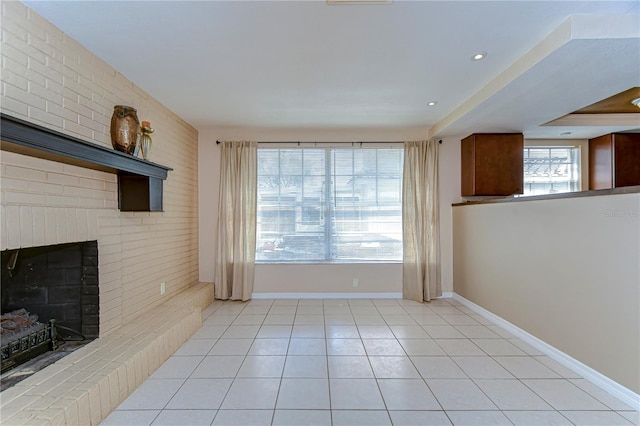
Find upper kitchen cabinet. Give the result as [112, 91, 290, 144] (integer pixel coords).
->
[461, 133, 524, 196]
[589, 133, 640, 190]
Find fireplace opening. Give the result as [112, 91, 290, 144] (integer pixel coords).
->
[1, 241, 99, 385]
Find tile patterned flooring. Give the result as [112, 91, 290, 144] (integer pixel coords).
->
[101, 298, 639, 425]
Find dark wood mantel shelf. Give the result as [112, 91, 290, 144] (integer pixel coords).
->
[0, 113, 172, 212]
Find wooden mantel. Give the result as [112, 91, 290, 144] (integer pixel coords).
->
[0, 113, 172, 212]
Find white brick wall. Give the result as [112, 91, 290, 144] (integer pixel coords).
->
[1, 1, 200, 337]
[0, 151, 106, 245]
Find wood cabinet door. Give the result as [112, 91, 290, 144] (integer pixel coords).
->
[461, 133, 523, 196]
[613, 133, 640, 188]
[589, 134, 613, 190]
[589, 133, 640, 189]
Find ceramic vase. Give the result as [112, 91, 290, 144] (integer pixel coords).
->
[110, 105, 141, 155]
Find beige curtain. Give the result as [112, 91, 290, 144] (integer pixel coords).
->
[215, 141, 258, 301]
[402, 140, 442, 302]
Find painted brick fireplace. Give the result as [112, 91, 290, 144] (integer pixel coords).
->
[0, 2, 206, 423]
[0, 0, 200, 339]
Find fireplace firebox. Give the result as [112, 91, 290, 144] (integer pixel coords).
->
[1, 241, 99, 373]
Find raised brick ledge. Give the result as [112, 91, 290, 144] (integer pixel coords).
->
[0, 283, 215, 425]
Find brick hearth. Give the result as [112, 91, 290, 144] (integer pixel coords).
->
[0, 283, 214, 425]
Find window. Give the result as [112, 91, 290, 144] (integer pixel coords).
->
[256, 148, 403, 263]
[523, 146, 581, 195]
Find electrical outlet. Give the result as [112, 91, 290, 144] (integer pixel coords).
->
[160, 282, 166, 295]
[352, 278, 359, 288]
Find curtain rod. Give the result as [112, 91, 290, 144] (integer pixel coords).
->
[215, 140, 442, 145]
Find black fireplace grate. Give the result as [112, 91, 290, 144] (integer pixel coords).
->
[1, 320, 57, 374]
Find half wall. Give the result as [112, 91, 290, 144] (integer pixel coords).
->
[453, 190, 640, 393]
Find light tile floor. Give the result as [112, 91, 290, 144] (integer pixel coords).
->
[101, 298, 639, 426]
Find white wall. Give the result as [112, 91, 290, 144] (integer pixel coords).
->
[437, 136, 463, 291]
[453, 192, 640, 393]
[198, 127, 459, 295]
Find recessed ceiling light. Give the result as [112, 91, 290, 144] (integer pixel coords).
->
[427, 101, 438, 107]
[471, 52, 488, 61]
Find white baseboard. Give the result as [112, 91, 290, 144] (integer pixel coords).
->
[452, 293, 640, 411]
[252, 292, 453, 300]
[252, 292, 403, 299]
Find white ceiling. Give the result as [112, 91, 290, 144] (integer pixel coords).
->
[22, 0, 640, 139]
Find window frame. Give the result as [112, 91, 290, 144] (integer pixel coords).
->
[522, 139, 588, 196]
[255, 146, 404, 265]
